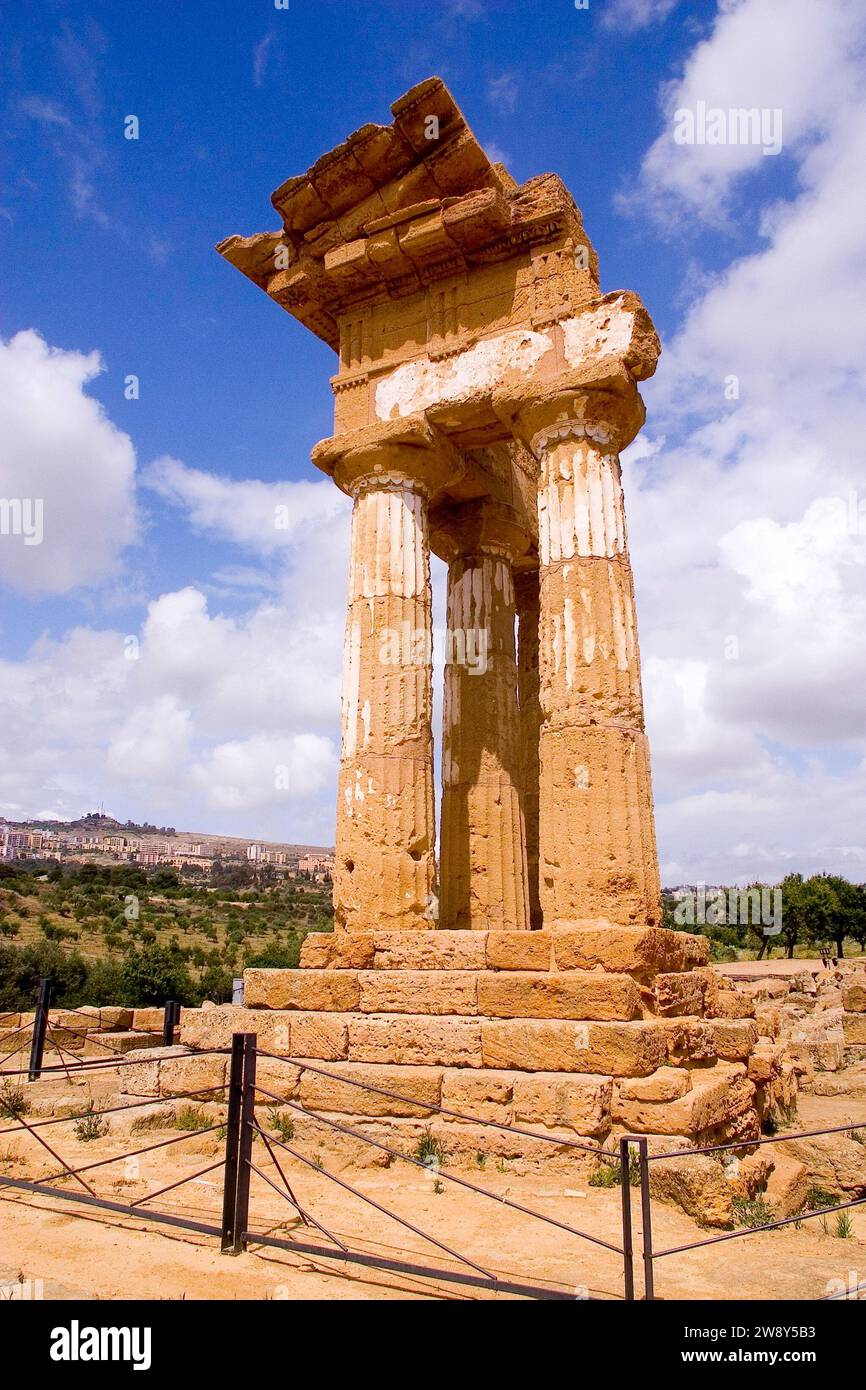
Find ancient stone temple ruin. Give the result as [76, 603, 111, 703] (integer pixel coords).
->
[216, 79, 792, 1162]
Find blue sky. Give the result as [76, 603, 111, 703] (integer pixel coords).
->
[2, 0, 865, 882]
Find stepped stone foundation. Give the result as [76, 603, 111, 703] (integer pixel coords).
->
[216, 78, 793, 1157]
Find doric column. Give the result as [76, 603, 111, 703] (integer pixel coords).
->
[316, 423, 458, 932]
[514, 570, 543, 930]
[432, 500, 530, 931]
[516, 388, 662, 928]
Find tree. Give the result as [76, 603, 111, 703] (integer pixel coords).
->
[120, 944, 195, 1006]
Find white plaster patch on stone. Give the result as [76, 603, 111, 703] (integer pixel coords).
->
[375, 328, 555, 421]
[561, 300, 634, 370]
[563, 593, 576, 690]
[341, 619, 362, 759]
[580, 585, 595, 665]
[574, 764, 590, 791]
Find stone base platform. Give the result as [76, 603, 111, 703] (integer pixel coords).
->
[172, 928, 796, 1160]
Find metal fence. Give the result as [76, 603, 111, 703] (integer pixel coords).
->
[1, 998, 864, 1300]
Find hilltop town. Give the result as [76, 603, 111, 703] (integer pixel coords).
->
[0, 811, 334, 884]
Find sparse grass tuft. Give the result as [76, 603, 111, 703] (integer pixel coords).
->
[732, 1196, 773, 1229]
[0, 1081, 29, 1121]
[267, 1108, 295, 1143]
[173, 1106, 211, 1132]
[803, 1186, 838, 1213]
[414, 1127, 446, 1168]
[73, 1103, 109, 1142]
[834, 1211, 853, 1239]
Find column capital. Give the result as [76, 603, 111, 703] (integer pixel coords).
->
[496, 373, 647, 458]
[312, 414, 462, 499]
[429, 497, 529, 566]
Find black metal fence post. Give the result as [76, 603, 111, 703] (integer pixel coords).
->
[637, 1137, 655, 1300]
[28, 978, 51, 1081]
[619, 1136, 635, 1301]
[220, 1032, 245, 1253]
[233, 1033, 258, 1254]
[162, 1000, 180, 1046]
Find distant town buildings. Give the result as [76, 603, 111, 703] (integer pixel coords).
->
[0, 818, 333, 882]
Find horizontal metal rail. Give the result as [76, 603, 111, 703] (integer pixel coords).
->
[129, 1159, 225, 1208]
[647, 1118, 866, 1162]
[0, 1173, 223, 1238]
[0, 1082, 228, 1137]
[254, 1082, 624, 1255]
[44, 1123, 224, 1184]
[253, 1048, 618, 1163]
[252, 1122, 496, 1279]
[651, 1193, 866, 1260]
[0, 1047, 227, 1081]
[244, 1227, 580, 1300]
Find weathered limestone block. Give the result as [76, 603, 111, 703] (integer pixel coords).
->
[299, 1062, 442, 1117]
[348, 1015, 483, 1066]
[481, 1018, 668, 1076]
[132, 1008, 165, 1033]
[291, 1013, 349, 1061]
[477, 970, 641, 1021]
[440, 1068, 514, 1123]
[666, 1018, 758, 1063]
[843, 1012, 866, 1044]
[427, 1118, 589, 1172]
[49, 1010, 93, 1034]
[784, 1130, 866, 1196]
[512, 1071, 612, 1137]
[95, 1030, 159, 1053]
[651, 971, 705, 1017]
[763, 1149, 810, 1219]
[299, 931, 375, 970]
[485, 929, 553, 971]
[158, 1054, 228, 1100]
[119, 1046, 186, 1098]
[709, 990, 755, 1020]
[98, 1007, 134, 1031]
[842, 977, 866, 1013]
[358, 970, 478, 1015]
[612, 1064, 755, 1139]
[618, 1066, 691, 1103]
[179, 1004, 276, 1051]
[244, 968, 361, 1012]
[371, 930, 486, 970]
[787, 1012, 845, 1073]
[552, 926, 707, 978]
[254, 1056, 303, 1104]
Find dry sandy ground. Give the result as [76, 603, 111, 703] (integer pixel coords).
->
[2, 1099, 865, 1302]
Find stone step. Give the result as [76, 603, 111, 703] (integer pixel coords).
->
[179, 1003, 758, 1075]
[138, 1046, 755, 1145]
[245, 964, 722, 1020]
[298, 925, 709, 977]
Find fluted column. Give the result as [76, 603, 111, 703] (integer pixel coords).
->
[515, 570, 543, 930]
[325, 429, 456, 932]
[433, 500, 530, 931]
[519, 390, 662, 928]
